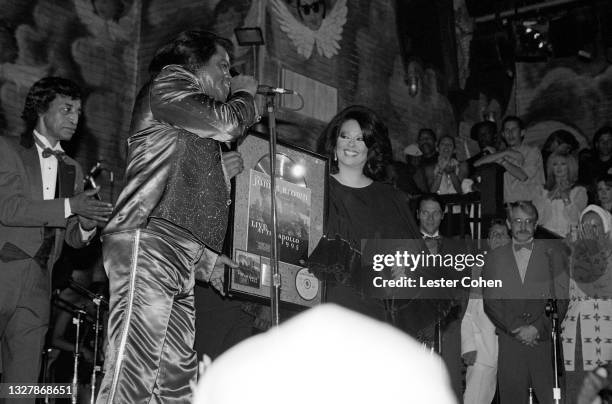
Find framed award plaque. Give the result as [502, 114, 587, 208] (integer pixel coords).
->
[227, 133, 327, 307]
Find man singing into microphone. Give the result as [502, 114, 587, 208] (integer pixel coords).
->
[96, 31, 258, 403]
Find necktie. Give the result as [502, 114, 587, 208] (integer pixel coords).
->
[513, 242, 533, 252]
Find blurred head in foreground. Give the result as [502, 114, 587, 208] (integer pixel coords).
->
[194, 304, 457, 404]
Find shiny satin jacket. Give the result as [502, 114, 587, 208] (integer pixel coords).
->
[103, 65, 257, 251]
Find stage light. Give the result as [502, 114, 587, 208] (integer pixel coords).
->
[234, 27, 264, 46]
[514, 19, 551, 61]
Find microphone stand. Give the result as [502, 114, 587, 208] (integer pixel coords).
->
[545, 249, 563, 404]
[90, 296, 103, 404]
[72, 309, 86, 404]
[263, 91, 281, 327]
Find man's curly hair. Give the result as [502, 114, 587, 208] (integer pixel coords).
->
[20, 77, 81, 147]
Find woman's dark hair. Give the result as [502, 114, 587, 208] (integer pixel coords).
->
[149, 30, 233, 75]
[596, 173, 612, 188]
[592, 126, 612, 153]
[542, 129, 579, 153]
[317, 105, 392, 181]
[470, 121, 497, 141]
[20, 77, 81, 147]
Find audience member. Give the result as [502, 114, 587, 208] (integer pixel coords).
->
[467, 120, 499, 178]
[595, 174, 612, 212]
[475, 116, 545, 203]
[193, 304, 457, 404]
[413, 128, 438, 192]
[423, 135, 469, 195]
[483, 201, 569, 404]
[461, 218, 508, 404]
[542, 129, 580, 171]
[562, 205, 612, 402]
[412, 194, 470, 401]
[534, 152, 587, 238]
[579, 126, 612, 188]
[417, 128, 438, 166]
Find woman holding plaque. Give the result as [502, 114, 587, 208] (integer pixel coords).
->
[309, 105, 437, 332]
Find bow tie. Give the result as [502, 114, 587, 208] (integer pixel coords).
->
[42, 148, 67, 161]
[423, 235, 441, 241]
[513, 242, 533, 252]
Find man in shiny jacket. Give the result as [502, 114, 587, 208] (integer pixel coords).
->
[96, 31, 258, 404]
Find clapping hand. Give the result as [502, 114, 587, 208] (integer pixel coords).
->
[70, 187, 113, 222]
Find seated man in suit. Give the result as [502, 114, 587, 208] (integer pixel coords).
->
[483, 201, 570, 404]
[0, 77, 113, 395]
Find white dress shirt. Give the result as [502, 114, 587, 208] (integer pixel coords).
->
[33, 130, 95, 240]
[511, 239, 533, 283]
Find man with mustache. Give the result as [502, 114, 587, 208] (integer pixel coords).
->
[483, 201, 570, 403]
[96, 31, 258, 403]
[0, 77, 113, 402]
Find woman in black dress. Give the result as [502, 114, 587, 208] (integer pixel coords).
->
[309, 105, 438, 332]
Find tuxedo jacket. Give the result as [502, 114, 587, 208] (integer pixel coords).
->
[0, 135, 87, 271]
[482, 239, 570, 340]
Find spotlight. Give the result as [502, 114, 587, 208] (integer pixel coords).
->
[514, 19, 551, 61]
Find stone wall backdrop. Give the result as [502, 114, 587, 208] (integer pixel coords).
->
[2, 0, 611, 193]
[0, 0, 140, 202]
[0, 0, 457, 188]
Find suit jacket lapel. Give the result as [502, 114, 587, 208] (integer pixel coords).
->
[18, 143, 43, 200]
[503, 245, 524, 289]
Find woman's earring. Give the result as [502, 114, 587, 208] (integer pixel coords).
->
[334, 153, 338, 162]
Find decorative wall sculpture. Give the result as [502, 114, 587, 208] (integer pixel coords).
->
[270, 0, 347, 59]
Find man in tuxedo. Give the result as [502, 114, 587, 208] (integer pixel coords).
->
[483, 201, 569, 404]
[0, 77, 113, 395]
[417, 194, 468, 400]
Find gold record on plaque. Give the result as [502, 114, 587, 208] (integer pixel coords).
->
[295, 267, 319, 300]
[254, 153, 307, 187]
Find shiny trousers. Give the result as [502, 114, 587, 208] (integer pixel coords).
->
[96, 220, 205, 404]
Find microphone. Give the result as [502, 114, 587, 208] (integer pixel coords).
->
[84, 161, 103, 200]
[86, 161, 102, 179]
[229, 68, 296, 95]
[257, 85, 295, 95]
